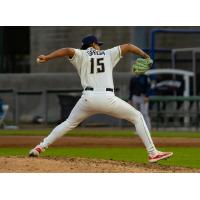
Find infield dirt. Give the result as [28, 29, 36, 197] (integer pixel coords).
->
[0, 136, 200, 147]
[0, 156, 199, 173]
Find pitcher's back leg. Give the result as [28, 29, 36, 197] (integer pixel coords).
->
[40, 97, 95, 148]
[106, 96, 157, 155]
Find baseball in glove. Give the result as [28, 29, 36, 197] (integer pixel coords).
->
[132, 57, 153, 75]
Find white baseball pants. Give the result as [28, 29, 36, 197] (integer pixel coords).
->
[40, 91, 157, 155]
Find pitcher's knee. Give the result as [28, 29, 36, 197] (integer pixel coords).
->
[137, 111, 145, 120]
[129, 110, 144, 124]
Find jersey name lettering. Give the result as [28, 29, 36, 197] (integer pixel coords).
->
[87, 49, 105, 56]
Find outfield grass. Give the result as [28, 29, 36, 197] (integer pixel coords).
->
[1, 147, 200, 169]
[0, 128, 200, 138]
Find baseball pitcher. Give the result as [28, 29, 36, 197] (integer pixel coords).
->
[29, 35, 173, 163]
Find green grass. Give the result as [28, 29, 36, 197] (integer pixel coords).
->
[1, 147, 200, 169]
[0, 128, 200, 138]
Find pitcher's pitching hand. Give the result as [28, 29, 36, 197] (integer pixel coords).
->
[37, 55, 48, 63]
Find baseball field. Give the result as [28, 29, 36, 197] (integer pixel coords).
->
[0, 128, 200, 172]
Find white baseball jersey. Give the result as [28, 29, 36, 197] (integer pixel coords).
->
[68, 46, 122, 89]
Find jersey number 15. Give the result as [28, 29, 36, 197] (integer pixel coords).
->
[90, 58, 105, 74]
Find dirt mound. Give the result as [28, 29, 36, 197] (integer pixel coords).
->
[0, 156, 199, 173]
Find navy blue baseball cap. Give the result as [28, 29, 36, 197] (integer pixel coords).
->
[81, 35, 103, 49]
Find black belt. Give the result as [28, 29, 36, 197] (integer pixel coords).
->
[85, 87, 114, 92]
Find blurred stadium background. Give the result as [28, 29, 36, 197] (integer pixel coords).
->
[1, 26, 200, 129]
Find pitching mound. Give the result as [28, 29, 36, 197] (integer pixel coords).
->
[0, 156, 199, 173]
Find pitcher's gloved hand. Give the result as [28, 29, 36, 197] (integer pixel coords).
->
[132, 58, 153, 75]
